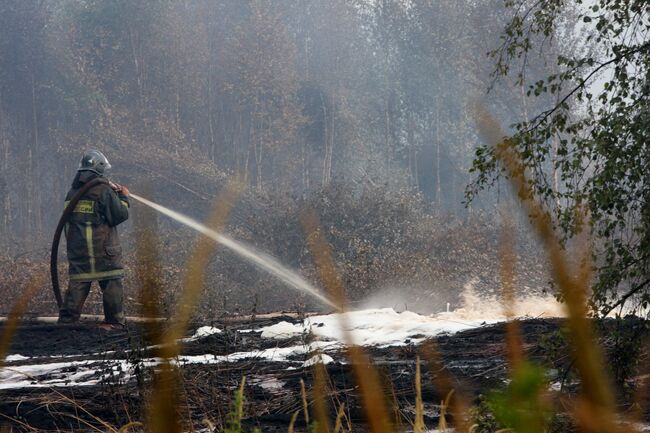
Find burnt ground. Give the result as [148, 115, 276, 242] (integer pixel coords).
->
[0, 316, 648, 432]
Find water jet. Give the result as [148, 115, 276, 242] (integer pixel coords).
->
[129, 193, 339, 310]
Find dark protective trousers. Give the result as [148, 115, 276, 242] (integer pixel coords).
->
[58, 278, 125, 324]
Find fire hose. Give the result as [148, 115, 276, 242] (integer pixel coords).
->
[50, 177, 108, 309]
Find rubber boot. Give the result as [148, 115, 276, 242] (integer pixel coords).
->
[99, 278, 126, 325]
[58, 280, 91, 323]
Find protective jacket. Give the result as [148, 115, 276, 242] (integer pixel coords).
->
[64, 171, 129, 282]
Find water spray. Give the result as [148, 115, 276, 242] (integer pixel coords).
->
[129, 193, 339, 310]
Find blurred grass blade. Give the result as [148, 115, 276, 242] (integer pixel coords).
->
[134, 182, 165, 343]
[0, 275, 43, 368]
[500, 217, 524, 370]
[118, 421, 144, 432]
[146, 179, 243, 433]
[287, 410, 300, 433]
[161, 178, 243, 357]
[312, 355, 331, 433]
[147, 363, 181, 433]
[439, 389, 454, 432]
[302, 210, 392, 433]
[475, 106, 619, 432]
[438, 399, 446, 432]
[301, 378, 310, 426]
[332, 403, 345, 433]
[414, 356, 424, 433]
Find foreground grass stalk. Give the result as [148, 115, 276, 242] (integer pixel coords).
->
[439, 390, 454, 432]
[161, 180, 243, 356]
[300, 378, 310, 427]
[500, 219, 524, 370]
[476, 107, 620, 433]
[332, 403, 345, 433]
[414, 357, 425, 433]
[134, 185, 165, 342]
[0, 275, 43, 368]
[302, 211, 392, 433]
[117, 421, 144, 432]
[313, 356, 332, 433]
[224, 377, 247, 433]
[145, 180, 242, 433]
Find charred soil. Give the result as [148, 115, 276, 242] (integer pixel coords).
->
[0, 316, 647, 432]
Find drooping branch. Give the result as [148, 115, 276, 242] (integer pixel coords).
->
[601, 278, 650, 317]
[525, 41, 650, 133]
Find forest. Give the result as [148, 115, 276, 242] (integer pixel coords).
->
[0, 0, 649, 432]
[0, 0, 564, 313]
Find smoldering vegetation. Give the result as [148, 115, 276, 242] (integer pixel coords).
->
[2, 183, 551, 318]
[0, 0, 559, 317]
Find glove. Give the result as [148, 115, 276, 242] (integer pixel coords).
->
[109, 181, 129, 197]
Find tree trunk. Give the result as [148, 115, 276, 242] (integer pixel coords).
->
[301, 139, 309, 195]
[236, 110, 243, 175]
[551, 133, 560, 208]
[256, 130, 263, 192]
[385, 94, 391, 176]
[551, 90, 562, 209]
[414, 148, 419, 189]
[0, 102, 9, 243]
[320, 91, 332, 186]
[407, 111, 417, 187]
[435, 105, 441, 208]
[207, 66, 215, 162]
[127, 24, 144, 112]
[255, 99, 264, 192]
[466, 171, 473, 222]
[31, 74, 41, 241]
[326, 106, 334, 186]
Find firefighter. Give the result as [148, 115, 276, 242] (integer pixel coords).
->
[58, 149, 130, 330]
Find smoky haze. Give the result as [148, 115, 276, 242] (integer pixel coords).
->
[0, 1, 558, 316]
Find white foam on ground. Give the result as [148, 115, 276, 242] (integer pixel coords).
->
[249, 375, 286, 391]
[0, 359, 150, 389]
[177, 340, 339, 366]
[0, 283, 567, 390]
[259, 283, 566, 347]
[261, 308, 492, 346]
[302, 353, 334, 367]
[260, 321, 304, 339]
[4, 354, 29, 362]
[183, 326, 222, 341]
[0, 341, 340, 389]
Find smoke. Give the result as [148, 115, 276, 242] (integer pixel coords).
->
[362, 278, 566, 319]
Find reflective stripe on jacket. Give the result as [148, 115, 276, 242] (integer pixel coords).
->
[64, 171, 129, 281]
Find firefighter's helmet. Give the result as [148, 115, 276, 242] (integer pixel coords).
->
[78, 149, 112, 175]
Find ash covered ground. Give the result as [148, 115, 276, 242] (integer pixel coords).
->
[0, 315, 550, 431]
[2, 306, 648, 432]
[2, 285, 649, 432]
